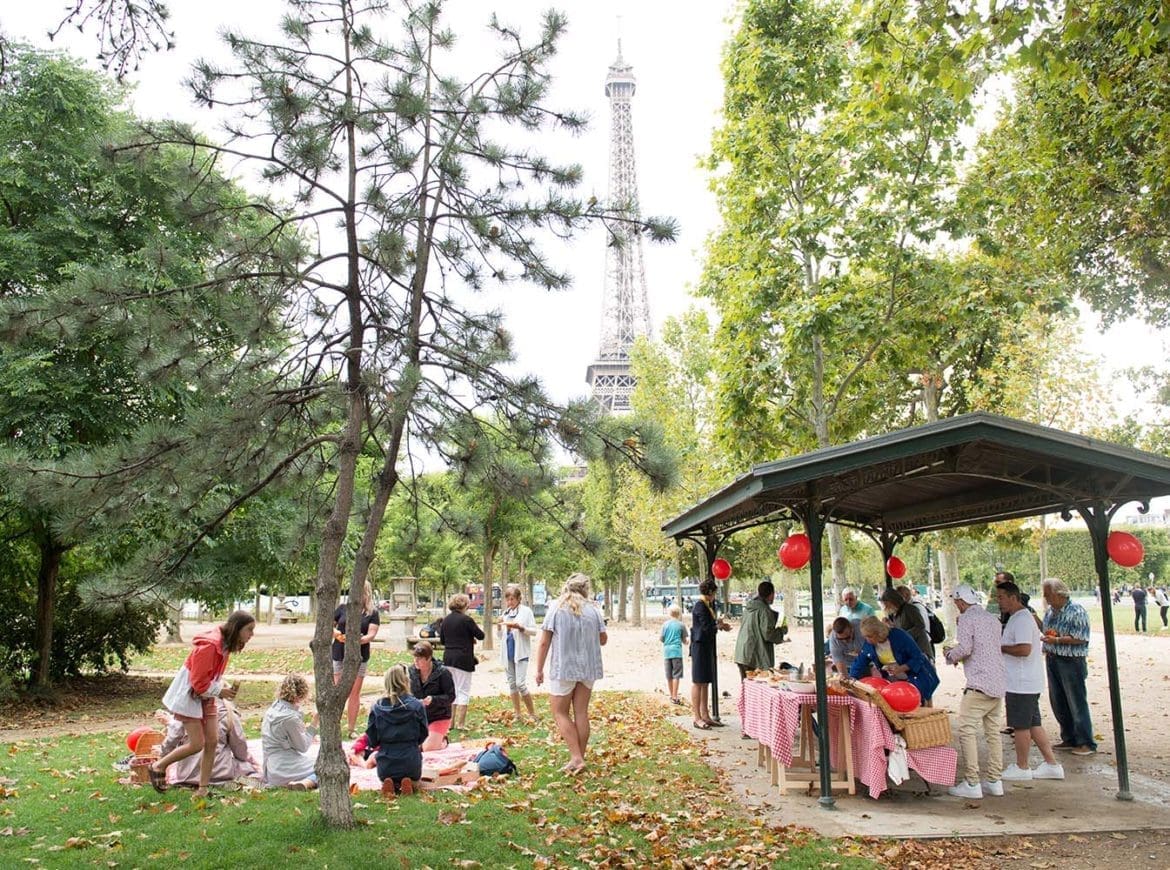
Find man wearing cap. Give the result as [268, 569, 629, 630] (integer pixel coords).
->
[1041, 578, 1096, 755]
[945, 584, 1007, 799]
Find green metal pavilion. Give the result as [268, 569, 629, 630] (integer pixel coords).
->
[662, 412, 1170, 807]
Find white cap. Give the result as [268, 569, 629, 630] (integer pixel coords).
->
[952, 584, 980, 605]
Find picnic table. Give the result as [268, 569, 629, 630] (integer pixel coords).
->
[738, 679, 957, 799]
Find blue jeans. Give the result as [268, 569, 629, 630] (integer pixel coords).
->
[1046, 654, 1095, 749]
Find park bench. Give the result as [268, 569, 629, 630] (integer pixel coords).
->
[795, 604, 813, 627]
[406, 634, 444, 652]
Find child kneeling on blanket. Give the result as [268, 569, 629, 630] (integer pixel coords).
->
[366, 664, 428, 797]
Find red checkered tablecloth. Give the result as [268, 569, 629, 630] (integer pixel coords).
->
[738, 681, 957, 798]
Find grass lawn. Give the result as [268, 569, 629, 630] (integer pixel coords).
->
[124, 646, 413, 676]
[0, 676, 281, 733]
[0, 692, 884, 869]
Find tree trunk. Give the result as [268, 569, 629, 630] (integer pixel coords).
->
[165, 600, 183, 644]
[632, 557, 643, 628]
[938, 544, 960, 632]
[481, 543, 497, 651]
[604, 579, 614, 621]
[31, 535, 64, 690]
[617, 572, 628, 622]
[1038, 514, 1049, 580]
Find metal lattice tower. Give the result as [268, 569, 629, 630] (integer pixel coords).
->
[585, 42, 651, 414]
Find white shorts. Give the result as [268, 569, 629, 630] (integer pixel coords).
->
[548, 678, 594, 697]
[448, 666, 473, 705]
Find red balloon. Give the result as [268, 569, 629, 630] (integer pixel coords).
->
[1106, 531, 1144, 568]
[881, 681, 921, 713]
[711, 558, 732, 580]
[858, 676, 890, 691]
[126, 726, 151, 752]
[779, 534, 812, 570]
[886, 556, 907, 579]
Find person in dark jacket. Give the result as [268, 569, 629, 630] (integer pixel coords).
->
[366, 664, 428, 798]
[409, 641, 456, 751]
[689, 578, 731, 730]
[880, 586, 932, 659]
[440, 593, 485, 730]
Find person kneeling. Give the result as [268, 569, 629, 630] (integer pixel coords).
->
[262, 675, 318, 791]
[158, 699, 257, 787]
[367, 664, 429, 798]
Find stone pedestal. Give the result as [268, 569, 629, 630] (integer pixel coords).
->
[381, 613, 415, 648]
[384, 576, 418, 651]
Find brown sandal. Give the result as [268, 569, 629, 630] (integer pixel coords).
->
[148, 764, 168, 793]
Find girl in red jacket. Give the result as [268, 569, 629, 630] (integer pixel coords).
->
[150, 611, 256, 796]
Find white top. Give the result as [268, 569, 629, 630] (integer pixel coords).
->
[543, 600, 605, 682]
[1156, 589, 1169, 607]
[496, 603, 538, 661]
[261, 699, 315, 786]
[1002, 608, 1045, 694]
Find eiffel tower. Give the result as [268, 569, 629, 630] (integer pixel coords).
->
[585, 42, 651, 414]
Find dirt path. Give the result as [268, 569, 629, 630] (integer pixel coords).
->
[6, 617, 1170, 759]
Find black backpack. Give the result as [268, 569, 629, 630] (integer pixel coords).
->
[928, 611, 946, 645]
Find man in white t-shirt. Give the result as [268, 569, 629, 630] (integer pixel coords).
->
[997, 582, 1064, 782]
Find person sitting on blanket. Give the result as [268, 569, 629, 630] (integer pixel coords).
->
[850, 615, 940, 704]
[347, 733, 378, 769]
[409, 640, 456, 751]
[261, 674, 318, 791]
[366, 663, 429, 798]
[157, 698, 257, 787]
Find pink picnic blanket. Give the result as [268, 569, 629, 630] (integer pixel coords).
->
[245, 739, 480, 791]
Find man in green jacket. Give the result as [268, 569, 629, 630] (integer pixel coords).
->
[734, 581, 788, 679]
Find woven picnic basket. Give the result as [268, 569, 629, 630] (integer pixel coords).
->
[842, 680, 953, 750]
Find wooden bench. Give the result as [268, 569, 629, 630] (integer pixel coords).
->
[407, 635, 444, 651]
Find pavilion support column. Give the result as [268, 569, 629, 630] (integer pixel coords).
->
[879, 530, 897, 590]
[805, 509, 835, 809]
[1078, 504, 1132, 801]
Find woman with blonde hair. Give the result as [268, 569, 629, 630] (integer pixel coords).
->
[332, 580, 381, 737]
[439, 592, 484, 730]
[366, 664, 428, 797]
[261, 674, 318, 790]
[849, 615, 940, 703]
[535, 573, 607, 774]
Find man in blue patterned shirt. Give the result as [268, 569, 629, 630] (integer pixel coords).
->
[1041, 578, 1096, 755]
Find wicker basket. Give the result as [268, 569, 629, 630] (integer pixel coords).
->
[841, 680, 953, 749]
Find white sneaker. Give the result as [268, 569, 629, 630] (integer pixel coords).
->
[1000, 763, 1033, 781]
[948, 780, 983, 799]
[981, 779, 1004, 796]
[1033, 761, 1065, 780]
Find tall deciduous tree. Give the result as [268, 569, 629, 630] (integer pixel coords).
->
[701, 0, 983, 593]
[0, 47, 288, 688]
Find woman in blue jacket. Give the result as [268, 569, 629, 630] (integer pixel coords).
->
[365, 664, 429, 797]
[849, 616, 940, 703]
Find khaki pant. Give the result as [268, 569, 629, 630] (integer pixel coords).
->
[957, 689, 1004, 785]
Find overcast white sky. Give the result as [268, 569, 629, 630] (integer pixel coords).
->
[5, 0, 1166, 417]
[5, 0, 737, 405]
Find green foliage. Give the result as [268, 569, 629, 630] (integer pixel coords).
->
[1043, 527, 1170, 592]
[965, 2, 1170, 326]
